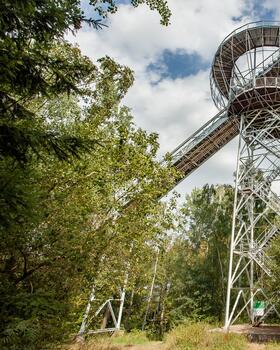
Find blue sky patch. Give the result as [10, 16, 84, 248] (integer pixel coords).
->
[80, 0, 96, 18]
[147, 50, 210, 81]
[81, 0, 131, 20]
[249, 0, 276, 21]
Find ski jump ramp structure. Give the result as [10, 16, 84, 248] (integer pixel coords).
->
[79, 21, 280, 336]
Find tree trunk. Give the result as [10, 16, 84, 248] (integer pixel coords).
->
[101, 304, 111, 329]
[124, 289, 134, 330]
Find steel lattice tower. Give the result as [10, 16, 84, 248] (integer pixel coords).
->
[210, 22, 280, 329]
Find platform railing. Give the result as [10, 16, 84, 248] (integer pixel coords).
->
[170, 109, 228, 165]
[229, 50, 280, 101]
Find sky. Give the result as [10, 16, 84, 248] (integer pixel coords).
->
[68, 0, 280, 201]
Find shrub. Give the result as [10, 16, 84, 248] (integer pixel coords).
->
[165, 322, 246, 350]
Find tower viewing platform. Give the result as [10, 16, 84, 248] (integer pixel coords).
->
[210, 21, 280, 115]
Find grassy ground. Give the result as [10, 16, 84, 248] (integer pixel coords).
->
[65, 330, 157, 350]
[164, 323, 280, 350]
[110, 330, 150, 345]
[65, 324, 280, 350]
[165, 322, 246, 350]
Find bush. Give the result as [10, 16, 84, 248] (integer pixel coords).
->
[165, 322, 246, 350]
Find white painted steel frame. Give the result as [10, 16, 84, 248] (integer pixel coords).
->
[224, 107, 280, 329]
[78, 272, 129, 336]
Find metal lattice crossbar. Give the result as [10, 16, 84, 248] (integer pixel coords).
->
[225, 107, 280, 327]
[208, 21, 280, 329]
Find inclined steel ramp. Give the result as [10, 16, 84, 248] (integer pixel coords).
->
[170, 111, 239, 181]
[171, 49, 280, 184]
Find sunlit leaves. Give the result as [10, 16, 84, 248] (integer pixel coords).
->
[89, 0, 171, 25]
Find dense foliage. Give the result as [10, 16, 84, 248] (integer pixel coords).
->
[0, 55, 178, 348]
[166, 185, 234, 323]
[125, 185, 234, 338]
[1, 1, 280, 349]
[0, 1, 175, 349]
[0, 0, 170, 163]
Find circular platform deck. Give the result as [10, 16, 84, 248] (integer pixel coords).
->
[210, 21, 280, 111]
[211, 22, 280, 97]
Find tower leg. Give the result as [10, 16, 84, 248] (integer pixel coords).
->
[225, 117, 243, 329]
[225, 108, 280, 328]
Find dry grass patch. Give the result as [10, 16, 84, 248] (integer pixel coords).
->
[64, 337, 121, 350]
[165, 322, 247, 350]
[64, 331, 149, 350]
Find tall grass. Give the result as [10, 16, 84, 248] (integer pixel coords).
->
[64, 325, 280, 350]
[65, 338, 121, 350]
[64, 330, 149, 350]
[110, 330, 149, 345]
[165, 322, 247, 350]
[264, 344, 280, 349]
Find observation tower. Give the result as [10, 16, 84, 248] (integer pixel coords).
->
[211, 22, 280, 329]
[172, 21, 280, 329]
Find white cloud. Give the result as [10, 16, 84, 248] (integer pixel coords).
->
[124, 70, 216, 155]
[71, 0, 252, 71]
[262, 0, 280, 19]
[67, 0, 277, 196]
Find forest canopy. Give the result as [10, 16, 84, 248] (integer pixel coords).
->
[1, 2, 280, 350]
[0, 1, 177, 348]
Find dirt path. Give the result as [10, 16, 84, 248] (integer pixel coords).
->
[247, 344, 266, 350]
[120, 342, 165, 350]
[120, 342, 274, 350]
